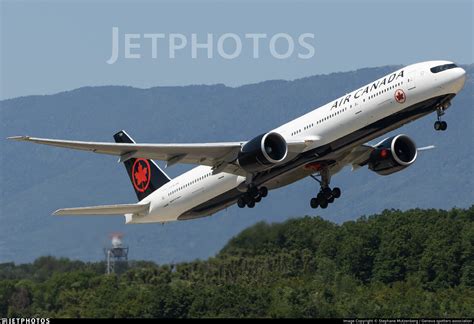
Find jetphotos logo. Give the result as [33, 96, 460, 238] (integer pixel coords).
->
[107, 27, 315, 64]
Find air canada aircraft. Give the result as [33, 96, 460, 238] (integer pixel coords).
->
[9, 60, 466, 224]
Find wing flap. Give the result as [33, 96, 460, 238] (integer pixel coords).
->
[53, 202, 150, 216]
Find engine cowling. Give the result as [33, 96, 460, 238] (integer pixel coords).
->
[368, 134, 418, 176]
[238, 132, 288, 173]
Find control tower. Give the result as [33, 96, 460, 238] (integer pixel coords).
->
[104, 232, 129, 274]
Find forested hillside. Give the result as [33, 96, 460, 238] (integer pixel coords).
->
[1, 207, 473, 318]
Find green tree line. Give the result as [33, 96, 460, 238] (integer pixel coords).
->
[1, 207, 473, 318]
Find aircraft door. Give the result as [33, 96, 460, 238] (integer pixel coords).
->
[407, 71, 416, 90]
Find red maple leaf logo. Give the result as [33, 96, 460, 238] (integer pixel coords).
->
[395, 90, 406, 103]
[134, 163, 148, 187]
[131, 159, 151, 192]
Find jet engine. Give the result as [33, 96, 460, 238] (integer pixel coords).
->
[237, 132, 288, 173]
[368, 134, 418, 176]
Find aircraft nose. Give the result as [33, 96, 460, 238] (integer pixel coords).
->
[453, 67, 466, 93]
[446, 67, 467, 94]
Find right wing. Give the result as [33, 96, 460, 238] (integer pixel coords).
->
[328, 142, 435, 172]
[53, 202, 150, 216]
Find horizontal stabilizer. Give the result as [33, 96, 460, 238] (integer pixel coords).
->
[53, 202, 150, 216]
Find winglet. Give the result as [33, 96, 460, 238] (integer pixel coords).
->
[7, 135, 31, 141]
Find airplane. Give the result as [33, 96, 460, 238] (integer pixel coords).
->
[8, 60, 466, 224]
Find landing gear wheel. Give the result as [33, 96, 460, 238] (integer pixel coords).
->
[243, 194, 253, 205]
[240, 186, 268, 208]
[332, 187, 341, 199]
[310, 198, 319, 209]
[327, 196, 335, 204]
[320, 200, 328, 209]
[322, 188, 332, 199]
[259, 187, 268, 198]
[434, 121, 442, 131]
[440, 121, 447, 131]
[248, 186, 259, 198]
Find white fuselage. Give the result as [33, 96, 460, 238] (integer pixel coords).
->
[130, 60, 466, 224]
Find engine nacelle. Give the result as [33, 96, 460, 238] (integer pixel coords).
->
[368, 134, 418, 176]
[238, 132, 288, 173]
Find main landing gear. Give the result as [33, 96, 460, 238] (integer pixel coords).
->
[309, 168, 341, 209]
[434, 105, 448, 131]
[237, 186, 268, 208]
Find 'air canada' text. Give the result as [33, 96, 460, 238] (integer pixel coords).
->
[331, 70, 405, 109]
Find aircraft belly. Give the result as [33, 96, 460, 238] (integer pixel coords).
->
[174, 174, 243, 220]
[265, 168, 312, 189]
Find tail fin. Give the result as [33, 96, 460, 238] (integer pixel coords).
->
[114, 130, 171, 201]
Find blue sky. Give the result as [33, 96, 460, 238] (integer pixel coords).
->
[1, 0, 472, 100]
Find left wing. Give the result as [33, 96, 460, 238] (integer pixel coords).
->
[8, 135, 244, 171]
[8, 135, 312, 176]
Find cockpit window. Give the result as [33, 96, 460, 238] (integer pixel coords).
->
[430, 63, 458, 73]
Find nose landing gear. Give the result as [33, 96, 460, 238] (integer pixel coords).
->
[434, 105, 448, 131]
[434, 120, 447, 131]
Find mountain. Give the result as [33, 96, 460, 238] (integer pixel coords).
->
[0, 64, 473, 264]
